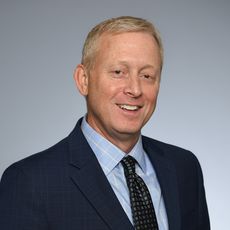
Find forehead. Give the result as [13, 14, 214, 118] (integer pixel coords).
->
[98, 31, 156, 47]
[95, 32, 161, 66]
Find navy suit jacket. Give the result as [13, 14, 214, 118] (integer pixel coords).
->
[0, 118, 210, 229]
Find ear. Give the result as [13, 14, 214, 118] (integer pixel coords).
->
[74, 64, 89, 96]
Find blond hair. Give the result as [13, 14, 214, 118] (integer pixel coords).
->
[81, 16, 164, 71]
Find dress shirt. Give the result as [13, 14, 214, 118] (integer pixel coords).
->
[81, 117, 168, 230]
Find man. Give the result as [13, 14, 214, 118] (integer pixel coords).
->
[0, 16, 210, 229]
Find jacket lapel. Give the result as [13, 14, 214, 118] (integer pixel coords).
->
[143, 137, 181, 230]
[67, 120, 133, 230]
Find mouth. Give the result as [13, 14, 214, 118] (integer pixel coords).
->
[117, 104, 142, 111]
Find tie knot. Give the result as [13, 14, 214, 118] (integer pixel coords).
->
[121, 156, 136, 174]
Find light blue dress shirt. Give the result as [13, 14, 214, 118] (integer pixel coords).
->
[81, 117, 168, 230]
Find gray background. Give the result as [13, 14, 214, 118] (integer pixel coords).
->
[0, 0, 229, 229]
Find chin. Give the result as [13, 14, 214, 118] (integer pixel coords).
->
[114, 125, 142, 136]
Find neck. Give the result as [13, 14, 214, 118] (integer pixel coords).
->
[95, 127, 141, 153]
[85, 116, 141, 153]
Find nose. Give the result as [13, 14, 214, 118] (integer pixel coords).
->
[124, 75, 142, 98]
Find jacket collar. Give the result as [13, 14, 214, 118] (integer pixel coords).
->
[143, 136, 181, 230]
[68, 118, 134, 230]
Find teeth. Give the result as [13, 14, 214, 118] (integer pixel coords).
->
[119, 104, 139, 111]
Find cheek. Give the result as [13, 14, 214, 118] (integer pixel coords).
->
[88, 80, 118, 104]
[145, 87, 159, 103]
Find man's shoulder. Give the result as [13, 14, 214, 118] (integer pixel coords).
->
[142, 135, 203, 178]
[2, 137, 69, 181]
[2, 119, 84, 178]
[142, 135, 199, 163]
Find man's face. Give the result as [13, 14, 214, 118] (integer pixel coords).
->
[77, 32, 161, 151]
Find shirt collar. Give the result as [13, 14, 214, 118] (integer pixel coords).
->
[81, 116, 147, 175]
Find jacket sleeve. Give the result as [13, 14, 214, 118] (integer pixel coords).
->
[195, 159, 210, 230]
[0, 164, 48, 230]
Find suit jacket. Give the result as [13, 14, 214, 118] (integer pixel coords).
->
[0, 118, 210, 230]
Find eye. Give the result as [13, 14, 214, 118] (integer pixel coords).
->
[114, 70, 122, 75]
[143, 74, 151, 79]
[111, 69, 125, 78]
[140, 74, 152, 80]
[140, 73, 158, 83]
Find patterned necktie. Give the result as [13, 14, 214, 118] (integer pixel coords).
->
[121, 156, 159, 230]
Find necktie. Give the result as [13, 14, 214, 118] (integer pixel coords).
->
[121, 156, 159, 230]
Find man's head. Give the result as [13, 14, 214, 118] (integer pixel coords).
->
[74, 16, 163, 152]
[81, 16, 163, 73]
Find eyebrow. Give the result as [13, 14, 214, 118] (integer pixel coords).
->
[139, 64, 156, 72]
[115, 61, 156, 71]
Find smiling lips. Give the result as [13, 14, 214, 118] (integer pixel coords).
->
[117, 104, 142, 111]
